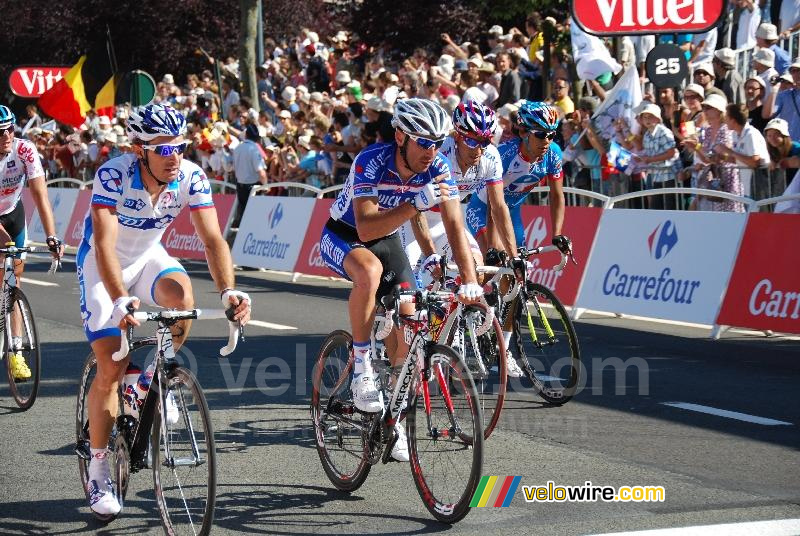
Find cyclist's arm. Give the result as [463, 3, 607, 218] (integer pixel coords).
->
[548, 178, 565, 237]
[439, 198, 478, 284]
[92, 205, 127, 300]
[485, 183, 516, 258]
[190, 207, 235, 293]
[410, 212, 436, 258]
[353, 196, 418, 242]
[27, 176, 59, 242]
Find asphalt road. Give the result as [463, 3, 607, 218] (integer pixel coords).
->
[1, 257, 798, 535]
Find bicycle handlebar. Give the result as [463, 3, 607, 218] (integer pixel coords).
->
[111, 308, 242, 361]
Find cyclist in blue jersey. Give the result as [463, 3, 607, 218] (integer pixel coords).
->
[320, 98, 482, 462]
[465, 101, 572, 256]
[80, 104, 252, 517]
[0, 104, 63, 380]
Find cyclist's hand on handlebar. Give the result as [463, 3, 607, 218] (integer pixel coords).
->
[46, 235, 64, 259]
[112, 296, 140, 329]
[457, 282, 483, 304]
[221, 289, 252, 325]
[552, 234, 572, 255]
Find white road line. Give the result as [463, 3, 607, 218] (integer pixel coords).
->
[588, 518, 800, 536]
[661, 402, 792, 426]
[249, 320, 297, 331]
[20, 277, 58, 287]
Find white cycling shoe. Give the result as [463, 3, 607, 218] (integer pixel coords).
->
[87, 456, 121, 516]
[506, 351, 524, 378]
[391, 423, 410, 462]
[351, 374, 382, 413]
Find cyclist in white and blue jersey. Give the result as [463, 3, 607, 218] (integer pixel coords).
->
[465, 101, 572, 256]
[79, 104, 252, 518]
[320, 98, 482, 461]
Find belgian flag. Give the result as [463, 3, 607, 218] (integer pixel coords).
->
[38, 44, 117, 128]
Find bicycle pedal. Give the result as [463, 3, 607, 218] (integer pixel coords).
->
[75, 440, 91, 460]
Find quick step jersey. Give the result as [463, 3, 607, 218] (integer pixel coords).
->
[0, 138, 44, 216]
[329, 142, 456, 230]
[81, 153, 214, 264]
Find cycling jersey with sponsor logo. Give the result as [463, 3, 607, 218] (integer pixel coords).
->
[81, 153, 214, 264]
[437, 136, 502, 204]
[329, 142, 457, 230]
[0, 138, 44, 216]
[475, 137, 563, 206]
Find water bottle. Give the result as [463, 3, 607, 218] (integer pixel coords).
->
[121, 363, 143, 418]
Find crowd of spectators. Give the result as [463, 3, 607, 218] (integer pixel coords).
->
[10, 2, 800, 214]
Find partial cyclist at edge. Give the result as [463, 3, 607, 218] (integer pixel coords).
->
[0, 104, 63, 381]
[78, 103, 251, 518]
[319, 97, 483, 462]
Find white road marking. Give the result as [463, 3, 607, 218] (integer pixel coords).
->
[20, 277, 58, 287]
[661, 402, 792, 426]
[588, 518, 800, 535]
[249, 320, 297, 331]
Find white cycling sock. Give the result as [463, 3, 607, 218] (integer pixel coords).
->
[88, 448, 110, 482]
[353, 342, 372, 376]
[12, 336, 22, 351]
[503, 331, 512, 350]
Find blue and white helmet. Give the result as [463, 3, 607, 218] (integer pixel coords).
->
[0, 105, 16, 129]
[516, 101, 560, 132]
[452, 100, 497, 139]
[391, 98, 451, 141]
[126, 103, 186, 142]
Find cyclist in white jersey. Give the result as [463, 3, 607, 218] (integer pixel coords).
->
[320, 98, 482, 461]
[79, 104, 252, 517]
[0, 105, 63, 380]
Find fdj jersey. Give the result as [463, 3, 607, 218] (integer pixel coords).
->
[475, 137, 563, 207]
[0, 138, 44, 216]
[329, 142, 456, 229]
[81, 153, 214, 265]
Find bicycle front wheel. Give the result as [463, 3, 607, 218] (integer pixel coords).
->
[513, 283, 581, 405]
[459, 304, 506, 440]
[311, 330, 371, 492]
[4, 288, 41, 410]
[407, 343, 483, 524]
[151, 366, 216, 536]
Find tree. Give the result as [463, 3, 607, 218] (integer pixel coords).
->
[240, 0, 260, 110]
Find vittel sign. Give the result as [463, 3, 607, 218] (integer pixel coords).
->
[572, 0, 726, 35]
[9, 67, 70, 98]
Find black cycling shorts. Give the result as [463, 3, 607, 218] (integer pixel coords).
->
[320, 217, 417, 300]
[0, 202, 27, 248]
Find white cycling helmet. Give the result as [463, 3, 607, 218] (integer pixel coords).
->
[126, 103, 187, 142]
[391, 98, 451, 141]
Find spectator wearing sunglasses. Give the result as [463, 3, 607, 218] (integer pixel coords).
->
[549, 77, 574, 118]
[0, 104, 64, 382]
[320, 99, 481, 461]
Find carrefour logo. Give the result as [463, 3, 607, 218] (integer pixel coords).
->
[648, 220, 678, 260]
[268, 203, 284, 229]
[524, 216, 548, 250]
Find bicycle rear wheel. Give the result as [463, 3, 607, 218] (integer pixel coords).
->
[458, 304, 506, 440]
[513, 283, 581, 405]
[311, 330, 371, 492]
[4, 288, 41, 410]
[151, 365, 216, 536]
[407, 343, 483, 523]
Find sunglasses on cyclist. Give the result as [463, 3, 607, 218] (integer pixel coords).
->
[141, 142, 188, 156]
[407, 133, 444, 150]
[0, 125, 14, 136]
[461, 135, 492, 149]
[526, 130, 556, 141]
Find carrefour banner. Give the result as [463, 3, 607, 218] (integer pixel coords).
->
[232, 196, 315, 271]
[716, 213, 800, 334]
[576, 210, 747, 324]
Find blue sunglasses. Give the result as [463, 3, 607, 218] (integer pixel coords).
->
[142, 142, 188, 156]
[461, 135, 492, 149]
[407, 133, 444, 150]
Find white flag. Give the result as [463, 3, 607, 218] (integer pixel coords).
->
[591, 67, 642, 142]
[570, 21, 621, 80]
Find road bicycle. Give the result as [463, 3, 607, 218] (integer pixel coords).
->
[311, 286, 484, 523]
[75, 308, 241, 534]
[444, 245, 581, 406]
[1, 244, 59, 410]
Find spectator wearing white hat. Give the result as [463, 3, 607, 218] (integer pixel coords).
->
[715, 103, 771, 199]
[712, 48, 745, 105]
[634, 102, 682, 209]
[692, 63, 726, 100]
[744, 76, 768, 132]
[281, 86, 300, 114]
[751, 48, 777, 96]
[763, 118, 800, 212]
[764, 61, 800, 141]
[755, 23, 790, 74]
[487, 25, 505, 55]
